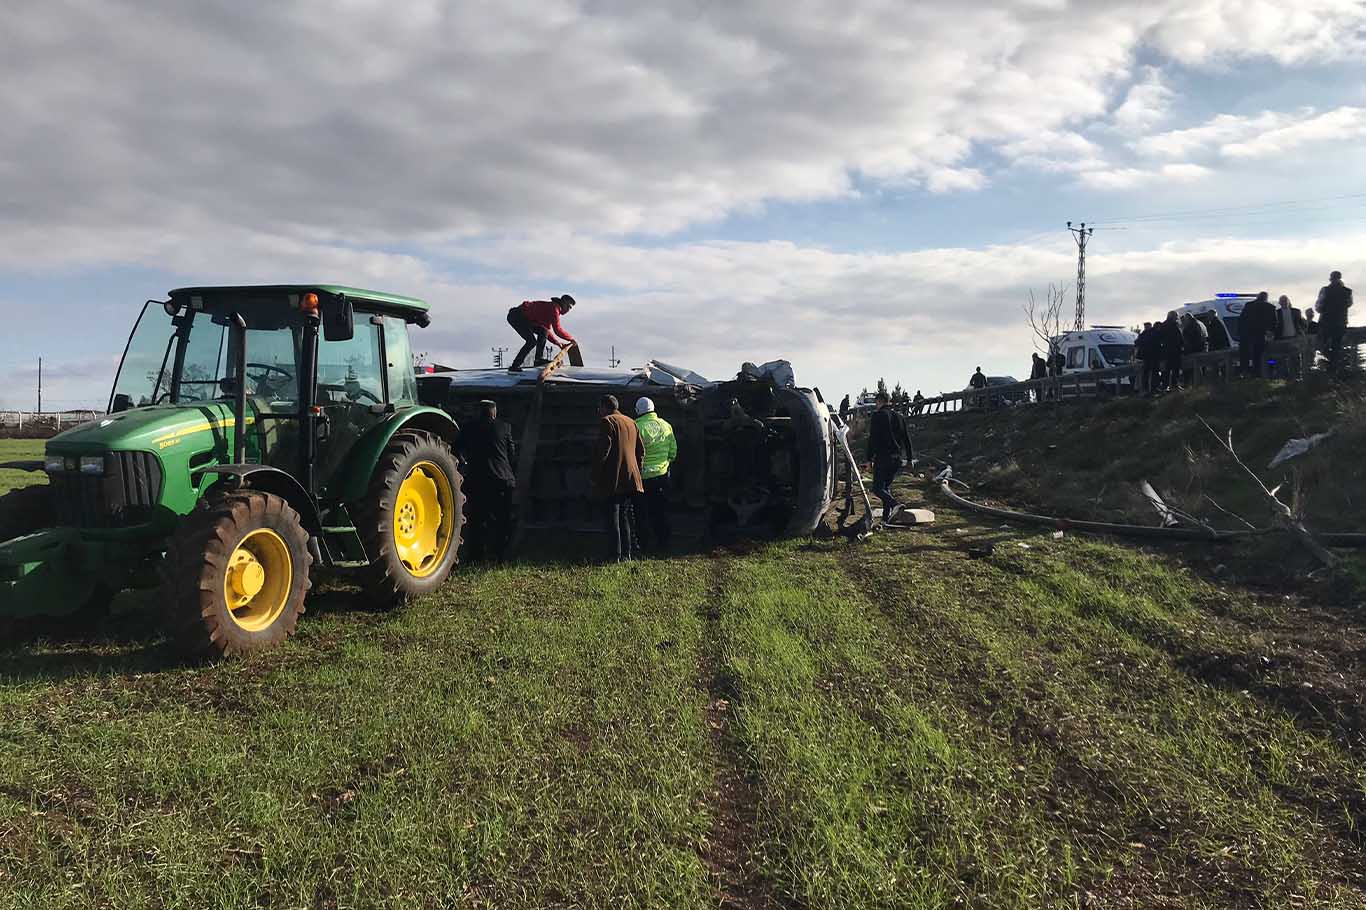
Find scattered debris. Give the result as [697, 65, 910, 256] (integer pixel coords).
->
[1140, 480, 1180, 528]
[886, 508, 935, 526]
[1268, 431, 1332, 469]
[1198, 415, 1339, 570]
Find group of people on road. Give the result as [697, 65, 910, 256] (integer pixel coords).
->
[1135, 270, 1353, 393]
[457, 392, 678, 564]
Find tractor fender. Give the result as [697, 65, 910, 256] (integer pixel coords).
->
[327, 406, 460, 503]
[195, 465, 324, 535]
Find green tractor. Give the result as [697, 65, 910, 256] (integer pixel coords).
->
[0, 285, 464, 656]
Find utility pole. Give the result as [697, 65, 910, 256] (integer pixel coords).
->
[37, 357, 42, 414]
[608, 346, 621, 368]
[1067, 221, 1093, 330]
[491, 346, 507, 368]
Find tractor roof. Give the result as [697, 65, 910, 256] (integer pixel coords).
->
[168, 284, 429, 314]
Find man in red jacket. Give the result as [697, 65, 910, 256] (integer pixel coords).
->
[506, 295, 577, 372]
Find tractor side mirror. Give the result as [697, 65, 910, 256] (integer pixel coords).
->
[323, 297, 354, 342]
[111, 393, 133, 413]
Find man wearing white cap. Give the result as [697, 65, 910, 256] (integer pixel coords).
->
[634, 397, 677, 553]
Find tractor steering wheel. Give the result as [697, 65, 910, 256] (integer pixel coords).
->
[318, 381, 382, 405]
[244, 362, 294, 394]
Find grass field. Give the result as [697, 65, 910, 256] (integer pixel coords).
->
[4, 460, 1365, 908]
[0, 440, 44, 494]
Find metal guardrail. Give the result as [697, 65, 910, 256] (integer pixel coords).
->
[909, 328, 1365, 417]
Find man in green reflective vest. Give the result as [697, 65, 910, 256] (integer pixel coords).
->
[634, 397, 677, 553]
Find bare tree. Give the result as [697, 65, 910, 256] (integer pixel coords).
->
[1023, 283, 1070, 358]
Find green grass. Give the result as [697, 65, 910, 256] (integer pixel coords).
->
[0, 440, 45, 494]
[3, 474, 1366, 908]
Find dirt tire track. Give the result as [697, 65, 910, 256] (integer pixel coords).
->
[697, 554, 776, 910]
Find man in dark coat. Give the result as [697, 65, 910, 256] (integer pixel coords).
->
[838, 394, 851, 421]
[1181, 314, 1210, 386]
[593, 394, 645, 561]
[1316, 271, 1354, 375]
[1029, 353, 1047, 402]
[968, 366, 987, 409]
[1182, 314, 1209, 354]
[1160, 311, 1185, 391]
[1239, 291, 1278, 378]
[458, 400, 517, 562]
[1134, 322, 1160, 394]
[864, 390, 913, 521]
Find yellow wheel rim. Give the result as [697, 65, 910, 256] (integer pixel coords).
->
[392, 460, 454, 579]
[223, 528, 293, 632]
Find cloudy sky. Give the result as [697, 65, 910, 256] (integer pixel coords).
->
[3, 0, 1366, 409]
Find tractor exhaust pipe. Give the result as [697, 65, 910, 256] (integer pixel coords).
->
[232, 312, 247, 465]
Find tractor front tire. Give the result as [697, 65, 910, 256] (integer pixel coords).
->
[0, 485, 54, 541]
[165, 490, 312, 658]
[356, 430, 463, 608]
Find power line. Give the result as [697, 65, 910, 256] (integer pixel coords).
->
[1089, 190, 1366, 227]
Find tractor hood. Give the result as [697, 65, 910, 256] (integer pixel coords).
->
[47, 403, 244, 455]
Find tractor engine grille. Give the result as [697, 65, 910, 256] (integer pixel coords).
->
[50, 451, 164, 529]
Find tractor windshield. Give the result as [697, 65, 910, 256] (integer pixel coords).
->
[110, 303, 178, 410]
[110, 301, 302, 412]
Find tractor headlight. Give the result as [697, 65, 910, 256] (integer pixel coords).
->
[79, 455, 106, 476]
[44, 455, 65, 474]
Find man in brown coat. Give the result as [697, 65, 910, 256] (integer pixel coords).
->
[593, 394, 645, 561]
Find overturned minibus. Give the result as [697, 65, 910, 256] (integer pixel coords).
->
[416, 361, 836, 549]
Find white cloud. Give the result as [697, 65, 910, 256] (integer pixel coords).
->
[4, 1, 1366, 403]
[1136, 110, 1297, 158]
[1223, 106, 1366, 159]
[1144, 0, 1366, 67]
[1000, 131, 1107, 173]
[1078, 163, 1211, 190]
[3, 0, 1366, 267]
[1111, 67, 1175, 134]
[3, 224, 1362, 408]
[926, 167, 988, 194]
[1134, 106, 1366, 161]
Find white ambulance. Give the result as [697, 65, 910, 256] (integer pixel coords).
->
[1051, 327, 1139, 374]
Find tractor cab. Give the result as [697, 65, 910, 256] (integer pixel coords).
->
[1, 285, 464, 658]
[105, 286, 422, 494]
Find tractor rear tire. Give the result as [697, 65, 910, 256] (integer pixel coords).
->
[356, 430, 463, 608]
[0, 485, 54, 541]
[164, 490, 312, 658]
